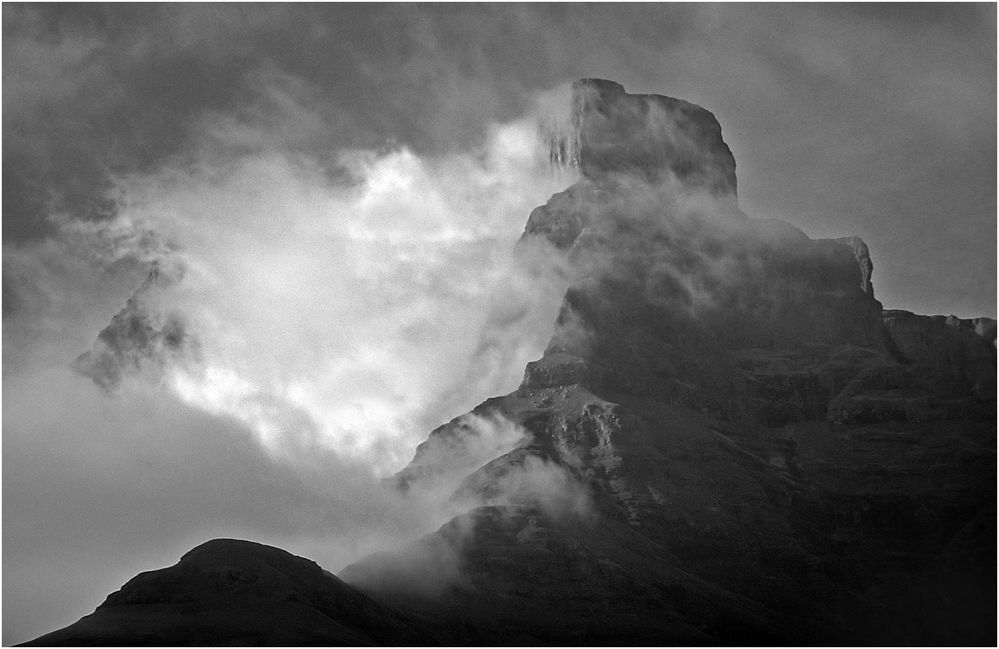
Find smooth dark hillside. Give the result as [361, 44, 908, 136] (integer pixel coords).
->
[23, 539, 436, 646]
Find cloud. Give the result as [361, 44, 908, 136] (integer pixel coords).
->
[5, 5, 994, 317]
[63, 92, 572, 468]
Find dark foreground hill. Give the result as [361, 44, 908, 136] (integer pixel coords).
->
[22, 539, 436, 646]
[43, 79, 996, 646]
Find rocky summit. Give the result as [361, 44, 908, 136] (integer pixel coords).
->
[45, 80, 996, 646]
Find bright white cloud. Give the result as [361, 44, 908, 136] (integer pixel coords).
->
[81, 102, 573, 472]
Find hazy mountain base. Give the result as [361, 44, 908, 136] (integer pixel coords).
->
[40, 79, 997, 646]
[341, 388, 995, 645]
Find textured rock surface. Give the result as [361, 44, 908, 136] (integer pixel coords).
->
[882, 309, 996, 399]
[72, 263, 194, 390]
[45, 79, 996, 646]
[568, 78, 738, 197]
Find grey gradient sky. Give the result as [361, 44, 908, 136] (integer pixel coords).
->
[2, 3, 996, 645]
[4, 3, 995, 317]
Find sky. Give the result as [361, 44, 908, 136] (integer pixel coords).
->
[2, 3, 996, 644]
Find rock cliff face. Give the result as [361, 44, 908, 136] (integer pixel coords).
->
[45, 79, 996, 646]
[568, 78, 738, 196]
[882, 309, 996, 399]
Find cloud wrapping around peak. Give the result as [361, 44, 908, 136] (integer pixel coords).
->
[3, 64, 581, 641]
[66, 95, 574, 471]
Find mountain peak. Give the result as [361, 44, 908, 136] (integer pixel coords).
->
[548, 78, 737, 197]
[24, 538, 433, 646]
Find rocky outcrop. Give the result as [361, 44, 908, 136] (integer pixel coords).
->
[560, 78, 739, 197]
[522, 95, 889, 425]
[832, 236, 875, 296]
[882, 309, 996, 398]
[72, 263, 195, 391]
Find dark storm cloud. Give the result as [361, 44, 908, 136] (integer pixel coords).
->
[4, 3, 994, 314]
[2, 3, 569, 240]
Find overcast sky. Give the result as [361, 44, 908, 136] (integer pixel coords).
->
[3, 3, 996, 644]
